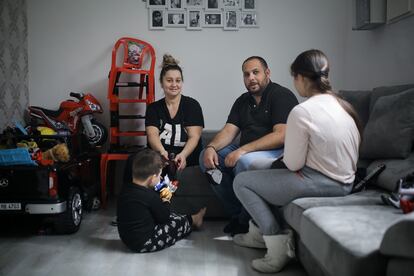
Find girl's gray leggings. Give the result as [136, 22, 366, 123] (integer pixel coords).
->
[233, 166, 352, 235]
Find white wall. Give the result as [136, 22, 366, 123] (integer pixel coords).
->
[343, 2, 414, 90]
[27, 0, 348, 130]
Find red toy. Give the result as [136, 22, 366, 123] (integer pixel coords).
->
[28, 92, 107, 147]
[400, 196, 414, 214]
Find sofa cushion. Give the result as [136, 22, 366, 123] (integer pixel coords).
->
[174, 165, 227, 218]
[380, 211, 414, 259]
[283, 190, 383, 233]
[370, 84, 414, 113]
[360, 88, 414, 159]
[300, 205, 403, 276]
[338, 90, 372, 129]
[368, 151, 414, 192]
[177, 166, 215, 196]
[200, 130, 218, 146]
[385, 258, 414, 276]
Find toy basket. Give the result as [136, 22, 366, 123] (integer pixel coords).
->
[0, 148, 37, 166]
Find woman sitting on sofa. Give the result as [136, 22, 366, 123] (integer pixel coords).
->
[232, 49, 361, 273]
[125, 54, 204, 180]
[145, 54, 204, 170]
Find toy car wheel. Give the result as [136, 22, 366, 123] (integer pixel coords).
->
[84, 119, 108, 147]
[53, 187, 83, 234]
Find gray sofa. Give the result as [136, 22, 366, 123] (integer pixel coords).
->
[171, 131, 228, 218]
[172, 84, 414, 276]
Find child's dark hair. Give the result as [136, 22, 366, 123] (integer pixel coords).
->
[159, 54, 183, 82]
[290, 49, 362, 136]
[242, 56, 268, 70]
[132, 149, 164, 181]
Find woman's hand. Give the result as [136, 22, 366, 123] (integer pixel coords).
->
[160, 150, 169, 162]
[175, 153, 187, 170]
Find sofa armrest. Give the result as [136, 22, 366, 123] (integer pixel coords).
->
[380, 212, 414, 259]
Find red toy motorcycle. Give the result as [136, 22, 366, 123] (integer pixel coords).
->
[28, 92, 107, 147]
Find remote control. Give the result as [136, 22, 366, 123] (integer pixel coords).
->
[352, 163, 386, 193]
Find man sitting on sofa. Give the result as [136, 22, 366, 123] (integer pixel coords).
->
[199, 56, 298, 235]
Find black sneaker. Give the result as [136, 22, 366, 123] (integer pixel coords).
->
[110, 216, 118, 226]
[223, 219, 238, 234]
[230, 222, 249, 236]
[223, 219, 249, 236]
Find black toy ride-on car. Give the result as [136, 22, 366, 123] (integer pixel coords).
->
[0, 153, 99, 234]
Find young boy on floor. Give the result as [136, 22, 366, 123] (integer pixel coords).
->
[117, 148, 206, 253]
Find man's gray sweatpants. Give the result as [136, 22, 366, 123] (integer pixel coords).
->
[233, 166, 352, 235]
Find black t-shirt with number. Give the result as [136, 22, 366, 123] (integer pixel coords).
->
[145, 95, 204, 166]
[227, 81, 298, 146]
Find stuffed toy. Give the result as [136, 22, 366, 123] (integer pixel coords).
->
[42, 143, 70, 163]
[127, 42, 143, 65]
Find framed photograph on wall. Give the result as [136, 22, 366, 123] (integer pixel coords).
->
[205, 0, 221, 10]
[147, 0, 167, 8]
[222, 0, 240, 9]
[224, 10, 239, 30]
[187, 9, 202, 30]
[242, 0, 255, 11]
[168, 0, 186, 10]
[166, 11, 186, 27]
[186, 0, 204, 8]
[149, 9, 166, 29]
[203, 12, 223, 27]
[240, 11, 258, 27]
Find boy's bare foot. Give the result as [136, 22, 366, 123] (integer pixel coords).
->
[191, 207, 207, 229]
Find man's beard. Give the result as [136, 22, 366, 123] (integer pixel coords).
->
[248, 83, 264, 96]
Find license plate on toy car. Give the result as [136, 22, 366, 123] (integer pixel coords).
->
[0, 203, 21, 210]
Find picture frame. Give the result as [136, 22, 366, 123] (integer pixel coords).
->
[223, 10, 239, 30]
[187, 9, 203, 30]
[222, 0, 240, 9]
[147, 0, 258, 31]
[168, 0, 186, 10]
[166, 11, 187, 27]
[147, 0, 167, 8]
[186, 0, 204, 8]
[205, 0, 221, 11]
[242, 0, 255, 11]
[203, 12, 223, 27]
[149, 9, 166, 30]
[240, 11, 258, 27]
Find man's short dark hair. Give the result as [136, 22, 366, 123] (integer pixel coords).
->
[132, 149, 164, 181]
[242, 56, 269, 70]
